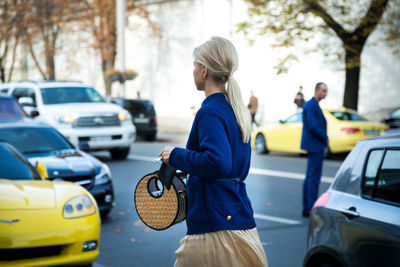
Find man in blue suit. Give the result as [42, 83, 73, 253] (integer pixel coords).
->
[301, 82, 328, 217]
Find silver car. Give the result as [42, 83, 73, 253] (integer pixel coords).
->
[304, 134, 400, 267]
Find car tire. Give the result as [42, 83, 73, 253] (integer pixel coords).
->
[145, 133, 156, 141]
[100, 208, 112, 218]
[109, 147, 130, 160]
[255, 133, 268, 154]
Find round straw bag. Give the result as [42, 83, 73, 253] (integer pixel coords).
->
[134, 172, 186, 230]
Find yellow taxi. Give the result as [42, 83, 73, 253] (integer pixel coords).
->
[251, 108, 389, 156]
[0, 142, 100, 267]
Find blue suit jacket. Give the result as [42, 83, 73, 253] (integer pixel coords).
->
[170, 93, 256, 235]
[301, 97, 328, 153]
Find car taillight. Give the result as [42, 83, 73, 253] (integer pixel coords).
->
[311, 192, 330, 214]
[152, 117, 157, 125]
[341, 127, 360, 133]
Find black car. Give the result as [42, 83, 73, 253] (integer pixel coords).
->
[382, 107, 400, 128]
[0, 122, 115, 216]
[112, 98, 157, 141]
[303, 135, 400, 267]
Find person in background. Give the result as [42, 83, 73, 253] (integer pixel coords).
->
[159, 36, 268, 267]
[294, 86, 305, 110]
[300, 82, 328, 217]
[248, 90, 259, 127]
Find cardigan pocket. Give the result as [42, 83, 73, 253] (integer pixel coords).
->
[213, 202, 243, 219]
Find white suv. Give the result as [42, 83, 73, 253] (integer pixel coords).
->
[1, 81, 136, 159]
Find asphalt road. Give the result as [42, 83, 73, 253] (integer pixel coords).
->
[91, 135, 344, 267]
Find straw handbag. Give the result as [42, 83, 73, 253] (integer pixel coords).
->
[134, 164, 186, 230]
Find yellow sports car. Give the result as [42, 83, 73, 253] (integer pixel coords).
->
[252, 108, 389, 156]
[0, 142, 100, 267]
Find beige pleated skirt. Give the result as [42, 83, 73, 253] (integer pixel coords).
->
[174, 228, 268, 267]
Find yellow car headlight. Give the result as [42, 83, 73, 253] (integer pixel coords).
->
[118, 112, 127, 121]
[63, 195, 96, 219]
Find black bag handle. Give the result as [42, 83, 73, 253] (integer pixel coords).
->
[157, 163, 176, 190]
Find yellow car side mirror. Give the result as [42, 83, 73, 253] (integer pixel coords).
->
[36, 161, 49, 179]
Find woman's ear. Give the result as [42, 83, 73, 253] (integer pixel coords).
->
[202, 66, 209, 79]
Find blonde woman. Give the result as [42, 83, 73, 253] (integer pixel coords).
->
[159, 36, 268, 267]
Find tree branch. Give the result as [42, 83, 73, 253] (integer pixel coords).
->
[27, 36, 47, 79]
[303, 0, 349, 41]
[353, 0, 389, 42]
[8, 36, 19, 82]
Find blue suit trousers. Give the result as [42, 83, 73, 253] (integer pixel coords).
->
[303, 152, 324, 214]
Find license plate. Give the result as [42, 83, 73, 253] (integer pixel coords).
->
[91, 136, 112, 141]
[364, 130, 379, 135]
[134, 118, 150, 123]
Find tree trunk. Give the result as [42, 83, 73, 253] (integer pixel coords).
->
[46, 55, 55, 80]
[0, 67, 5, 83]
[102, 58, 114, 96]
[342, 47, 362, 111]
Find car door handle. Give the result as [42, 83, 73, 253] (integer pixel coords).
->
[340, 207, 360, 218]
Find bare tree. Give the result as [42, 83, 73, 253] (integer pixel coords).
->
[23, 0, 87, 80]
[82, 0, 162, 95]
[0, 0, 27, 82]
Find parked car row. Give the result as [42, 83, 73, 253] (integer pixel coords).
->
[0, 141, 101, 266]
[252, 108, 389, 157]
[1, 81, 137, 160]
[0, 122, 114, 216]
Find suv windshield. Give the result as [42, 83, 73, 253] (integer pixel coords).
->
[0, 127, 72, 155]
[41, 87, 105, 105]
[0, 97, 26, 119]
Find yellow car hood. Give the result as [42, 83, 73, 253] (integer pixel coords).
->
[0, 180, 56, 210]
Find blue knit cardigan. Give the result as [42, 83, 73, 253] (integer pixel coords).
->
[169, 93, 256, 235]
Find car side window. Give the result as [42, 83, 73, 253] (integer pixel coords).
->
[376, 150, 400, 204]
[362, 149, 400, 205]
[363, 150, 384, 197]
[0, 87, 9, 93]
[286, 113, 302, 123]
[12, 87, 37, 106]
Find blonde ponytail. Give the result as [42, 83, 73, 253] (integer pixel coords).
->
[226, 76, 252, 143]
[193, 36, 251, 143]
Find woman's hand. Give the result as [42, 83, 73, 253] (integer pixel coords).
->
[158, 146, 175, 164]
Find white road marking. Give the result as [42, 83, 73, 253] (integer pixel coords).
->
[128, 155, 335, 183]
[250, 167, 335, 183]
[254, 213, 301, 225]
[128, 154, 158, 162]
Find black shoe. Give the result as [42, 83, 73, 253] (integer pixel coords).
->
[302, 211, 310, 218]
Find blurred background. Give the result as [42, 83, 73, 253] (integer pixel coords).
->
[1, 0, 399, 132]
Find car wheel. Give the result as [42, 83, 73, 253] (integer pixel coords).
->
[100, 208, 112, 218]
[255, 133, 268, 154]
[145, 133, 156, 141]
[109, 147, 130, 160]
